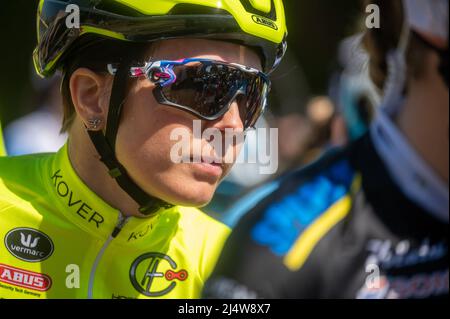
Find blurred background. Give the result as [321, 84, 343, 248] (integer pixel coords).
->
[0, 0, 378, 215]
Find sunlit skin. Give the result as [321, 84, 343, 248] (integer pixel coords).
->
[68, 39, 262, 217]
[396, 39, 449, 184]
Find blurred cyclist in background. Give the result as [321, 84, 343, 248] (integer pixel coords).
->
[275, 96, 337, 171]
[0, 0, 287, 298]
[329, 34, 381, 146]
[204, 0, 448, 299]
[4, 74, 67, 155]
[0, 122, 5, 156]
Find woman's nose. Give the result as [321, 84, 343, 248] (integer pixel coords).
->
[206, 100, 244, 132]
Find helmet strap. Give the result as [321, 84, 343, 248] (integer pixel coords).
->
[381, 10, 411, 117]
[86, 61, 173, 216]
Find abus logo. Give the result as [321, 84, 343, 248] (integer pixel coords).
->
[0, 264, 52, 291]
[130, 253, 188, 297]
[251, 15, 278, 30]
[4, 228, 54, 262]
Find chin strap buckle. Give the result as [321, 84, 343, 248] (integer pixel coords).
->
[108, 167, 122, 179]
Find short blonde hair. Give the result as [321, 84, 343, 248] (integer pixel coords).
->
[59, 37, 153, 132]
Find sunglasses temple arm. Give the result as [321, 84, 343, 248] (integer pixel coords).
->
[107, 63, 146, 78]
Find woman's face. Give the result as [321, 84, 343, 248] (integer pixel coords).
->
[114, 39, 262, 207]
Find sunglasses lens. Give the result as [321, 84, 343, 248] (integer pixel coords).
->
[244, 76, 269, 129]
[157, 61, 268, 128]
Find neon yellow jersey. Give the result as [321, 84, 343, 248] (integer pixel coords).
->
[0, 143, 230, 299]
[0, 122, 5, 156]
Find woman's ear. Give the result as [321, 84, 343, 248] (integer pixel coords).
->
[69, 68, 111, 130]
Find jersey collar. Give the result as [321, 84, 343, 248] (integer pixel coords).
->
[46, 142, 180, 242]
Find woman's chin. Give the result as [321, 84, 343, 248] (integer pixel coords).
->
[140, 171, 218, 208]
[175, 193, 214, 208]
[157, 185, 215, 208]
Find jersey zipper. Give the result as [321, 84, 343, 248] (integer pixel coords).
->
[87, 212, 128, 299]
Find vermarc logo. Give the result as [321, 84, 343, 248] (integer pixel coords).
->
[20, 233, 40, 248]
[5, 228, 54, 262]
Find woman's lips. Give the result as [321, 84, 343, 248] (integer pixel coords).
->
[192, 161, 223, 178]
[189, 155, 224, 178]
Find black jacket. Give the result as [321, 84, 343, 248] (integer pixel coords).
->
[203, 134, 448, 299]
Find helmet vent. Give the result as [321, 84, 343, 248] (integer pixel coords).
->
[168, 4, 231, 16]
[240, 0, 276, 20]
[94, 1, 147, 17]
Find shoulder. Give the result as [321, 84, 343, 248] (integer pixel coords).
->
[204, 145, 362, 298]
[0, 123, 5, 156]
[176, 206, 231, 279]
[0, 153, 54, 210]
[0, 152, 54, 183]
[227, 145, 357, 222]
[177, 206, 231, 245]
[179, 205, 230, 227]
[227, 144, 359, 266]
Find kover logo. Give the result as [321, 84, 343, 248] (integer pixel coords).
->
[129, 253, 188, 297]
[251, 15, 278, 30]
[4, 228, 54, 262]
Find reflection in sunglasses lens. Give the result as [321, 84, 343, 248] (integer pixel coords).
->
[159, 61, 267, 129]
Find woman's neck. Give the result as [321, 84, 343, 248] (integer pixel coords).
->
[68, 119, 144, 218]
[396, 62, 449, 184]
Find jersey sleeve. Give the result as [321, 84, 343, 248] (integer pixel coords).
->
[0, 122, 6, 156]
